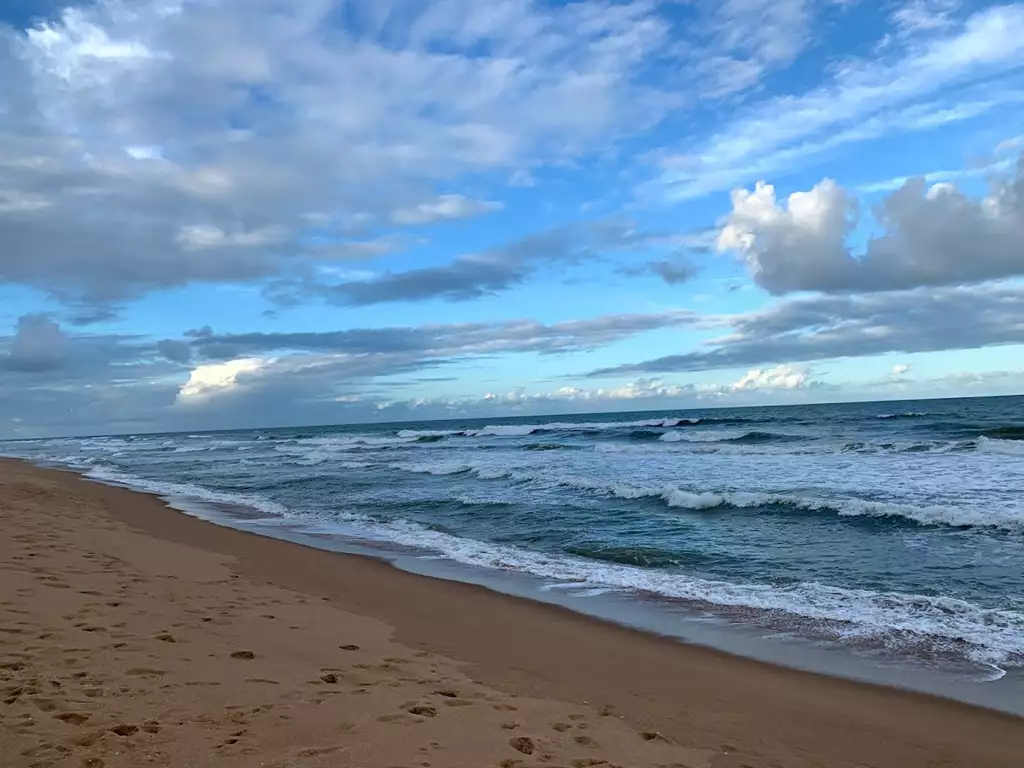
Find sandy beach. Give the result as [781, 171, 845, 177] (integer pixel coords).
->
[1, 458, 1022, 768]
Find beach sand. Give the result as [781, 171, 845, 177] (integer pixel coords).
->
[1, 459, 1022, 768]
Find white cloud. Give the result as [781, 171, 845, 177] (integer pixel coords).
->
[656, 4, 1024, 200]
[891, 0, 961, 36]
[729, 364, 809, 391]
[892, 363, 911, 377]
[390, 194, 503, 225]
[509, 169, 537, 187]
[995, 135, 1024, 155]
[0, 0, 681, 306]
[175, 224, 285, 250]
[178, 357, 270, 401]
[24, 6, 155, 82]
[716, 178, 855, 291]
[716, 157, 1024, 293]
[680, 0, 812, 100]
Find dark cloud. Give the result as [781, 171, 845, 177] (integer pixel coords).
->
[1, 314, 174, 380]
[619, 257, 698, 285]
[185, 311, 700, 361]
[1, 314, 67, 372]
[588, 283, 1024, 376]
[648, 260, 698, 285]
[156, 340, 192, 364]
[288, 222, 659, 307]
[718, 158, 1024, 294]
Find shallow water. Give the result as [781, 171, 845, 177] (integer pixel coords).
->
[5, 395, 1024, 695]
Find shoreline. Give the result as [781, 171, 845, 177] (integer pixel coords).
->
[3, 458, 1024, 767]
[57, 458, 1024, 714]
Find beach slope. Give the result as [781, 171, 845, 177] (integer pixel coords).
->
[1, 458, 1022, 768]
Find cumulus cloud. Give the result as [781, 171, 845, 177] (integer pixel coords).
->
[588, 282, 1024, 377]
[729, 364, 809, 391]
[368, 367, 826, 420]
[178, 358, 271, 402]
[717, 158, 1024, 293]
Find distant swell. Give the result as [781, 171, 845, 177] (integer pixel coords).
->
[982, 426, 1024, 441]
[659, 430, 803, 445]
[398, 417, 705, 441]
[628, 429, 665, 441]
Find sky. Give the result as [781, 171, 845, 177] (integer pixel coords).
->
[1, 0, 1023, 438]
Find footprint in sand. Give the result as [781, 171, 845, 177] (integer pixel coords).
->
[508, 736, 535, 755]
[55, 712, 90, 726]
[403, 704, 438, 718]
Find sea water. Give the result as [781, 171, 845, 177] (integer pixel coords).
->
[5, 396, 1024, 708]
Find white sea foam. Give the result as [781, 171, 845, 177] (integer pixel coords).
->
[312, 512, 1024, 669]
[604, 483, 1024, 530]
[977, 436, 1024, 456]
[296, 435, 417, 448]
[659, 429, 749, 443]
[281, 449, 374, 467]
[396, 429, 462, 438]
[474, 424, 539, 436]
[386, 460, 1024, 531]
[85, 466, 289, 518]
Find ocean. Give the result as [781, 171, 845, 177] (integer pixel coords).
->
[4, 395, 1024, 706]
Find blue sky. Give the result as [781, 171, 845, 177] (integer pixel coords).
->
[1, 0, 1023, 437]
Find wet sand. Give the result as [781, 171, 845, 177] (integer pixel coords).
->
[1, 458, 1022, 768]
